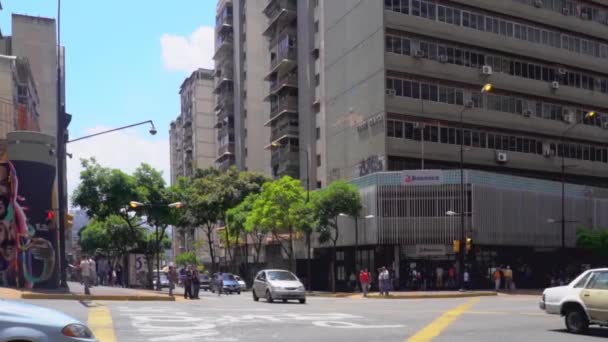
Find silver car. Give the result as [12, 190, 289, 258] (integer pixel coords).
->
[252, 269, 306, 304]
[0, 300, 97, 342]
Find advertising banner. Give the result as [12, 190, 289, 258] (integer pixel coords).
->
[401, 170, 444, 185]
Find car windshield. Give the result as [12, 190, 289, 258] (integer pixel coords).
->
[222, 274, 235, 281]
[267, 271, 297, 281]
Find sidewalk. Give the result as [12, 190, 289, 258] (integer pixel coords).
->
[310, 290, 497, 299]
[1, 282, 176, 301]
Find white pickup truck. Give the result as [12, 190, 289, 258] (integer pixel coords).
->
[539, 268, 608, 334]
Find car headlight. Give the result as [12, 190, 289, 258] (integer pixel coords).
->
[62, 323, 94, 339]
[297, 285, 305, 290]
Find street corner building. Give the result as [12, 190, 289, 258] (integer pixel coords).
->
[311, 169, 608, 291]
[0, 131, 59, 289]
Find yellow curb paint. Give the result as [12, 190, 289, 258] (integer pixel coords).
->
[88, 304, 117, 342]
[406, 298, 479, 342]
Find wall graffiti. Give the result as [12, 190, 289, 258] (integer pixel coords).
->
[0, 161, 56, 288]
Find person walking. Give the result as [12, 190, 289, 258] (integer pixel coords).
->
[436, 266, 444, 290]
[184, 266, 193, 299]
[379, 267, 390, 296]
[494, 267, 502, 291]
[464, 269, 470, 290]
[89, 257, 97, 287]
[359, 269, 370, 297]
[192, 268, 201, 299]
[168, 265, 178, 297]
[115, 264, 123, 287]
[504, 266, 513, 291]
[79, 255, 91, 295]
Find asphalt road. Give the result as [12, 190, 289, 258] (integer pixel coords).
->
[20, 292, 608, 342]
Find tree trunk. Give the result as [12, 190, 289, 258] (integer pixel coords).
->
[224, 227, 233, 271]
[289, 227, 295, 272]
[205, 225, 216, 273]
[145, 254, 154, 289]
[331, 243, 337, 293]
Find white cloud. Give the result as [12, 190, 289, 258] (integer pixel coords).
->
[160, 26, 215, 73]
[66, 126, 170, 207]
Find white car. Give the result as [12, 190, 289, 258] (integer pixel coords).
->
[540, 268, 608, 334]
[252, 269, 306, 304]
[0, 300, 97, 342]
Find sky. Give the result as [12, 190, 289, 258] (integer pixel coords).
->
[0, 0, 217, 205]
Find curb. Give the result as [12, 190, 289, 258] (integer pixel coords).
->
[20, 293, 176, 301]
[365, 292, 498, 300]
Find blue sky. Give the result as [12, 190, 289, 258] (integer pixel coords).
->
[1, 0, 217, 200]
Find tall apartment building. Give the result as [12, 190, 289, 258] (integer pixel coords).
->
[169, 68, 216, 184]
[214, 0, 271, 174]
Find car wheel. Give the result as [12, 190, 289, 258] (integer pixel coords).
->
[253, 290, 259, 302]
[565, 309, 589, 334]
[266, 290, 274, 303]
[283, 299, 288, 303]
[237, 291, 241, 295]
[299, 298, 306, 304]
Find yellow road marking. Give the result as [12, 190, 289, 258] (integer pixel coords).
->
[406, 298, 479, 342]
[87, 304, 117, 342]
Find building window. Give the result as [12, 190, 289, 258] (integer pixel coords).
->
[314, 21, 319, 33]
[316, 154, 322, 166]
[316, 127, 321, 140]
[336, 251, 345, 261]
[388, 0, 608, 61]
[315, 74, 320, 86]
[317, 180, 322, 189]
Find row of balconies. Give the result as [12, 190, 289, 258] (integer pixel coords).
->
[269, 95, 298, 120]
[269, 73, 298, 95]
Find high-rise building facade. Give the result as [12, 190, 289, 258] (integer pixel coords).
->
[214, 0, 271, 174]
[169, 68, 216, 184]
[319, 0, 608, 187]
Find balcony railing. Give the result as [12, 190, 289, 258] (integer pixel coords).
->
[217, 142, 235, 156]
[269, 73, 297, 94]
[270, 95, 298, 118]
[215, 91, 234, 110]
[270, 48, 297, 71]
[271, 147, 299, 165]
[271, 122, 299, 140]
[215, 13, 233, 32]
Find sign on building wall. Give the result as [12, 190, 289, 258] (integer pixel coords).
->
[401, 170, 444, 185]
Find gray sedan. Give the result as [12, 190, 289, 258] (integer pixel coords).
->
[252, 269, 306, 304]
[0, 300, 97, 342]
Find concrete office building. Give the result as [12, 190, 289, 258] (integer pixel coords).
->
[169, 68, 216, 184]
[214, 0, 271, 174]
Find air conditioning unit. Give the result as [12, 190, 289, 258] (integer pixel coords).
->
[558, 68, 567, 75]
[534, 0, 543, 8]
[523, 109, 533, 117]
[482, 65, 493, 75]
[551, 81, 560, 90]
[386, 88, 396, 96]
[413, 49, 425, 58]
[562, 110, 574, 123]
[562, 7, 570, 15]
[439, 54, 448, 63]
[495, 151, 508, 163]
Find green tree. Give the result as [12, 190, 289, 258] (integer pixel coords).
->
[247, 176, 308, 271]
[315, 180, 362, 292]
[175, 251, 199, 267]
[577, 229, 608, 258]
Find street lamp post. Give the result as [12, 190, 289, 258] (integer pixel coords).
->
[556, 111, 595, 266]
[129, 201, 183, 291]
[456, 83, 492, 291]
[270, 142, 311, 290]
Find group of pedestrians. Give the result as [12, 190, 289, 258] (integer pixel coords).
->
[356, 267, 393, 297]
[178, 265, 201, 300]
[78, 255, 125, 295]
[493, 265, 516, 291]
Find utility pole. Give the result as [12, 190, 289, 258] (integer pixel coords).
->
[56, 0, 68, 288]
